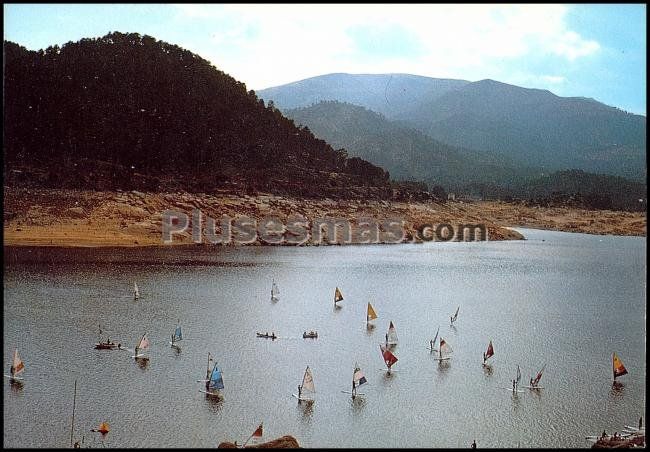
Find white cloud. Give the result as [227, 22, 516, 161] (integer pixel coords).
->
[540, 75, 566, 84]
[172, 4, 601, 89]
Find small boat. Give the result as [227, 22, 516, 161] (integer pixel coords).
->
[256, 332, 277, 339]
[4, 349, 25, 381]
[433, 337, 453, 361]
[385, 321, 398, 346]
[271, 280, 280, 302]
[132, 333, 149, 359]
[522, 364, 545, 389]
[482, 339, 494, 365]
[243, 423, 264, 447]
[450, 306, 459, 325]
[503, 364, 525, 393]
[334, 287, 344, 305]
[91, 422, 110, 435]
[348, 363, 368, 399]
[366, 302, 378, 324]
[292, 366, 315, 402]
[94, 340, 117, 350]
[199, 352, 225, 398]
[302, 331, 318, 339]
[613, 352, 628, 381]
[133, 282, 139, 300]
[94, 324, 118, 349]
[380, 344, 398, 372]
[429, 326, 440, 351]
[170, 324, 183, 347]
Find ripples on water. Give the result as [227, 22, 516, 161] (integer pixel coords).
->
[3, 229, 646, 447]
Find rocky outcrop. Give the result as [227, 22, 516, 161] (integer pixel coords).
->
[218, 435, 300, 448]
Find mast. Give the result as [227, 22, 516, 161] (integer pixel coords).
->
[70, 379, 77, 447]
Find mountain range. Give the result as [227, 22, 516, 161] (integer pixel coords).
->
[258, 73, 646, 180]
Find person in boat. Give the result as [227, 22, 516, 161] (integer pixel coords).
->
[512, 379, 516, 391]
[483, 352, 486, 364]
[471, 440, 476, 449]
[117, 343, 121, 349]
[385, 333, 388, 344]
[602, 430, 607, 439]
[297, 384, 302, 400]
[530, 377, 534, 387]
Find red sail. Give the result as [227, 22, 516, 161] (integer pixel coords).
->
[380, 344, 398, 368]
[485, 340, 494, 359]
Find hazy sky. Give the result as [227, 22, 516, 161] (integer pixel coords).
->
[4, 3, 646, 115]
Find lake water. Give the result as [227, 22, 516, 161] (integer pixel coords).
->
[3, 228, 646, 448]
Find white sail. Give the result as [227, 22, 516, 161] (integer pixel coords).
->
[431, 326, 440, 350]
[451, 306, 459, 323]
[134, 333, 149, 358]
[271, 281, 279, 301]
[386, 321, 398, 345]
[301, 366, 315, 393]
[134, 282, 139, 300]
[353, 365, 367, 387]
[438, 337, 453, 359]
[11, 349, 25, 377]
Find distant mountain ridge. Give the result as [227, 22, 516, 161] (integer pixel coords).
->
[284, 100, 537, 189]
[258, 73, 646, 180]
[258, 73, 470, 118]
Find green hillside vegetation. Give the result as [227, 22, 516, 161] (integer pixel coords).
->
[4, 33, 402, 199]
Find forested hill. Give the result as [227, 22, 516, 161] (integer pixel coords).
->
[3, 33, 396, 198]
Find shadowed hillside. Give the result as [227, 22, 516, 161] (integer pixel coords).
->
[4, 34, 406, 199]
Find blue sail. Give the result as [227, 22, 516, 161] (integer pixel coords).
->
[209, 363, 225, 390]
[174, 326, 182, 341]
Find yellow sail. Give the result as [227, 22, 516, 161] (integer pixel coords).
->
[367, 303, 378, 321]
[612, 352, 628, 379]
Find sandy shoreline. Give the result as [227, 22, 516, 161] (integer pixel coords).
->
[3, 189, 645, 247]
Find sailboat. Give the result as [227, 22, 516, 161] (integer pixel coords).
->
[366, 302, 378, 324]
[429, 326, 440, 351]
[433, 337, 453, 361]
[4, 349, 25, 381]
[95, 324, 117, 350]
[380, 344, 398, 372]
[482, 340, 494, 365]
[342, 363, 368, 399]
[133, 282, 139, 300]
[271, 280, 280, 302]
[243, 423, 264, 447]
[523, 363, 545, 389]
[169, 324, 182, 347]
[613, 352, 628, 381]
[292, 366, 315, 402]
[385, 321, 398, 346]
[91, 422, 110, 435]
[132, 333, 149, 359]
[199, 353, 225, 397]
[450, 306, 459, 325]
[334, 287, 344, 306]
[503, 364, 525, 393]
